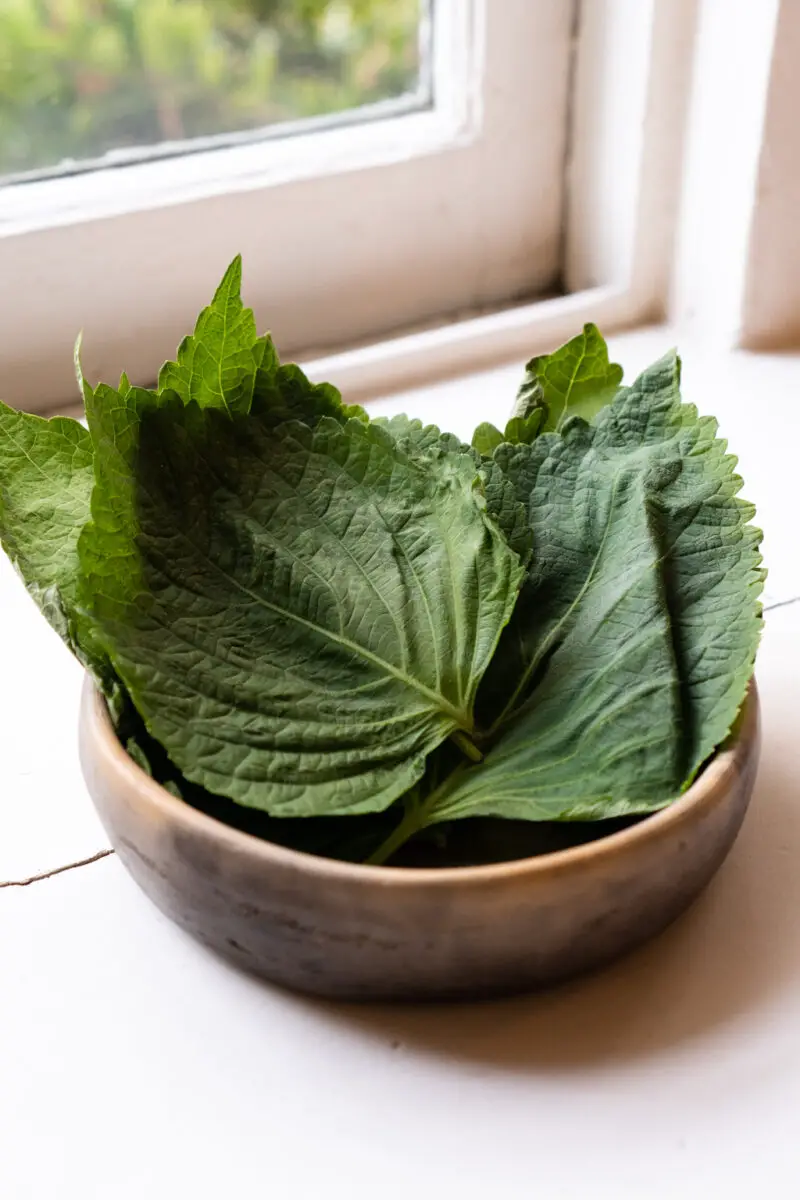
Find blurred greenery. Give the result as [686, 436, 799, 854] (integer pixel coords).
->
[0, 0, 423, 177]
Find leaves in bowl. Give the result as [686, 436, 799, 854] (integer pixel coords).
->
[366, 350, 764, 860]
[0, 258, 764, 866]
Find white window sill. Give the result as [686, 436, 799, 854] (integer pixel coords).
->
[2, 326, 800, 1198]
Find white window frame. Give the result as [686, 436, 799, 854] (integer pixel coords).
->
[0, 0, 793, 415]
[0, 0, 575, 412]
[670, 0, 789, 351]
[311, 0, 800, 404]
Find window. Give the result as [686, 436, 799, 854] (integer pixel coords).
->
[6, 0, 781, 418]
[0, 1, 427, 180]
[0, 0, 575, 412]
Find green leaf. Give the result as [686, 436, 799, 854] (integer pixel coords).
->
[253, 359, 368, 428]
[114, 681, 399, 862]
[472, 407, 545, 459]
[377, 413, 466, 457]
[503, 408, 545, 445]
[0, 401, 108, 679]
[471, 422, 504, 456]
[254, 332, 279, 377]
[480, 457, 534, 567]
[124, 735, 157, 777]
[78, 395, 524, 818]
[157, 255, 260, 415]
[370, 351, 763, 856]
[74, 332, 92, 406]
[375, 414, 533, 565]
[514, 323, 623, 432]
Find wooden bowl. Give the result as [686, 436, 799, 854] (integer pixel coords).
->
[79, 681, 760, 1000]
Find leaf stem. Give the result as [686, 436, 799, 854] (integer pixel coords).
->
[450, 729, 484, 762]
[365, 807, 425, 867]
[365, 764, 469, 867]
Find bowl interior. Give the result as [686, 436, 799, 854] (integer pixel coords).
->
[89, 681, 756, 874]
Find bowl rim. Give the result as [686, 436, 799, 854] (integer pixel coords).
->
[82, 679, 759, 889]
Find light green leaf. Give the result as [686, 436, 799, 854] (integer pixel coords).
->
[472, 406, 545, 459]
[73, 332, 91, 406]
[514, 323, 623, 432]
[376, 413, 466, 456]
[372, 351, 763, 852]
[157, 255, 259, 415]
[471, 422, 504, 456]
[0, 401, 107, 678]
[254, 332, 279, 377]
[78, 395, 524, 818]
[503, 408, 545, 445]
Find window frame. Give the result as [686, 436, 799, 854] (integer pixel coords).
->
[0, 0, 575, 412]
[2, 0, 787, 416]
[307, 0, 701, 403]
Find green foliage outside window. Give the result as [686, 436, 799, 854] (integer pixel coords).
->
[0, 0, 422, 176]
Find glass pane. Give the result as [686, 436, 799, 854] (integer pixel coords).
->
[0, 0, 428, 181]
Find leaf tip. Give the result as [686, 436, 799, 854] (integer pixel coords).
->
[73, 332, 93, 403]
[216, 254, 244, 301]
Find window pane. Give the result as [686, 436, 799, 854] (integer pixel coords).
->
[0, 0, 427, 181]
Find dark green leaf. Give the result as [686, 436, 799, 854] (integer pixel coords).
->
[115, 684, 397, 861]
[371, 350, 763, 852]
[78, 394, 524, 817]
[480, 457, 534, 567]
[253, 359, 368, 428]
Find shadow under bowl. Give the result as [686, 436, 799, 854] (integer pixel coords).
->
[79, 681, 760, 1001]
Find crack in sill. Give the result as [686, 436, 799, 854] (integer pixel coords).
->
[0, 848, 114, 889]
[764, 595, 800, 613]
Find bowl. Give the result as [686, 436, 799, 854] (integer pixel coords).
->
[79, 681, 760, 1000]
